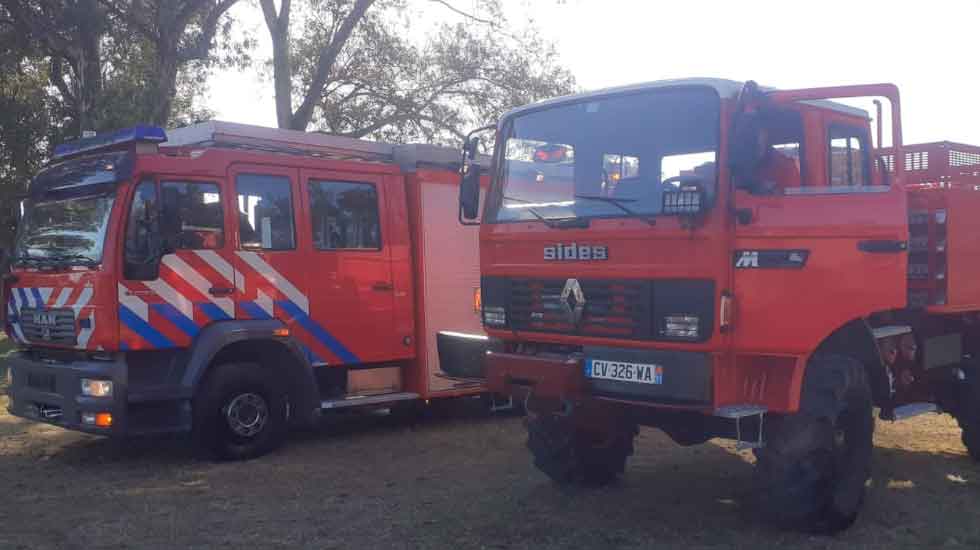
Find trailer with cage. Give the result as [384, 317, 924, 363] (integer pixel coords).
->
[3, 121, 490, 459]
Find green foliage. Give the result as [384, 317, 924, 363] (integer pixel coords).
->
[288, 0, 576, 145]
[0, 0, 243, 248]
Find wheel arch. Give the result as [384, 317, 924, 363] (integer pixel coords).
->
[183, 320, 319, 428]
[811, 318, 890, 407]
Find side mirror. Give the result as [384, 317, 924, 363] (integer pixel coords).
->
[459, 135, 482, 222]
[459, 165, 481, 220]
[729, 112, 764, 190]
[124, 193, 169, 281]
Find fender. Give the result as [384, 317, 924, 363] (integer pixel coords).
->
[812, 318, 890, 407]
[180, 320, 319, 426]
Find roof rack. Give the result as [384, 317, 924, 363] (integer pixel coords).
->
[163, 120, 489, 171]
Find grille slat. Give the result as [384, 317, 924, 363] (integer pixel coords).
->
[18, 307, 77, 345]
[508, 278, 652, 338]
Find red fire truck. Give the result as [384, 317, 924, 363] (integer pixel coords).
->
[3, 121, 490, 459]
[455, 78, 980, 532]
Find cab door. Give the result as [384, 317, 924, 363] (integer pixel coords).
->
[226, 165, 314, 359]
[119, 176, 235, 351]
[733, 107, 908, 357]
[297, 168, 396, 365]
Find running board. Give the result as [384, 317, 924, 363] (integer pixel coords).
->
[320, 392, 420, 410]
[892, 402, 939, 421]
[715, 405, 768, 451]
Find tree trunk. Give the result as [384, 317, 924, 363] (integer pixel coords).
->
[287, 0, 375, 131]
[76, 7, 104, 132]
[270, 19, 292, 129]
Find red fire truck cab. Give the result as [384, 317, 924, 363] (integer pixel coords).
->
[3, 121, 489, 459]
[456, 78, 980, 532]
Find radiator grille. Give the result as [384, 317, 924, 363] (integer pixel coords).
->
[508, 278, 651, 339]
[18, 308, 77, 345]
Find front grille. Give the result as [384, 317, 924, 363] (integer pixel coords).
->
[18, 307, 77, 345]
[509, 278, 652, 339]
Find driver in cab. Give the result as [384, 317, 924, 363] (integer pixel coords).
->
[753, 126, 801, 193]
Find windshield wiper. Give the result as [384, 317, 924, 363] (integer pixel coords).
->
[14, 253, 46, 267]
[502, 196, 588, 229]
[42, 252, 99, 268]
[573, 195, 657, 226]
[16, 250, 97, 269]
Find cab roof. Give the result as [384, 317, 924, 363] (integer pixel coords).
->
[501, 77, 869, 121]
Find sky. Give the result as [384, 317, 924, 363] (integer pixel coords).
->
[206, 0, 980, 146]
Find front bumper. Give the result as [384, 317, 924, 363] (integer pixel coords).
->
[6, 351, 127, 436]
[5, 350, 190, 436]
[487, 351, 585, 399]
[487, 347, 714, 408]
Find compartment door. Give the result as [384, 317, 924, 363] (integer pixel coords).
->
[298, 168, 396, 365]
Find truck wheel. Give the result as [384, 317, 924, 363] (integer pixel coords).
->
[193, 362, 288, 461]
[953, 366, 980, 461]
[526, 413, 636, 486]
[753, 355, 874, 534]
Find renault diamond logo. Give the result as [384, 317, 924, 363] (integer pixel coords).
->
[560, 278, 586, 325]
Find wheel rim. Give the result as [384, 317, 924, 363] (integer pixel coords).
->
[224, 392, 269, 438]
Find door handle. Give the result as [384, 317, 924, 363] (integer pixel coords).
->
[209, 287, 235, 296]
[858, 240, 908, 254]
[372, 282, 394, 292]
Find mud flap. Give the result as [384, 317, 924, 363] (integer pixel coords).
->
[436, 331, 489, 379]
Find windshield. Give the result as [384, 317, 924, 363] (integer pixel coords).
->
[14, 193, 116, 266]
[487, 87, 720, 223]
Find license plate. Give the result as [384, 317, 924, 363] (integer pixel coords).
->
[585, 359, 663, 385]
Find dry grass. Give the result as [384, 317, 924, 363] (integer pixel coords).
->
[1, 355, 978, 549]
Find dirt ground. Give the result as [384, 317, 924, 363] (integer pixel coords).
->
[2, 339, 979, 549]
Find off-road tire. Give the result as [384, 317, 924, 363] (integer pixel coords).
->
[753, 354, 874, 534]
[953, 365, 980, 461]
[193, 362, 288, 461]
[526, 413, 637, 486]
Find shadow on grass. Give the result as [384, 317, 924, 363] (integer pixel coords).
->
[6, 383, 980, 549]
[9, 394, 507, 467]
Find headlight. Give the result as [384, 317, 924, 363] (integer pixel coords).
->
[81, 378, 113, 397]
[662, 315, 700, 339]
[482, 306, 507, 327]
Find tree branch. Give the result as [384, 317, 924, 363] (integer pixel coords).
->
[289, 0, 376, 130]
[176, 0, 239, 62]
[427, 0, 495, 26]
[97, 0, 157, 40]
[427, 0, 523, 42]
[48, 57, 76, 105]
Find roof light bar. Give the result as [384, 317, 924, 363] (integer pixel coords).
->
[52, 125, 168, 160]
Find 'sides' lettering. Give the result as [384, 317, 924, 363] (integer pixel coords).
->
[544, 243, 609, 261]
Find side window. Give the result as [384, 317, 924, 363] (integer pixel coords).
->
[660, 151, 717, 184]
[124, 180, 159, 278]
[309, 180, 381, 250]
[236, 174, 296, 250]
[829, 127, 869, 186]
[160, 181, 224, 250]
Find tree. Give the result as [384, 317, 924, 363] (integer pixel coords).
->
[1, 0, 107, 133]
[0, 0, 238, 248]
[260, 0, 575, 143]
[99, 0, 242, 125]
[1, 0, 240, 133]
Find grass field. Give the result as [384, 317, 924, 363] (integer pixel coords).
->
[0, 360, 978, 550]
